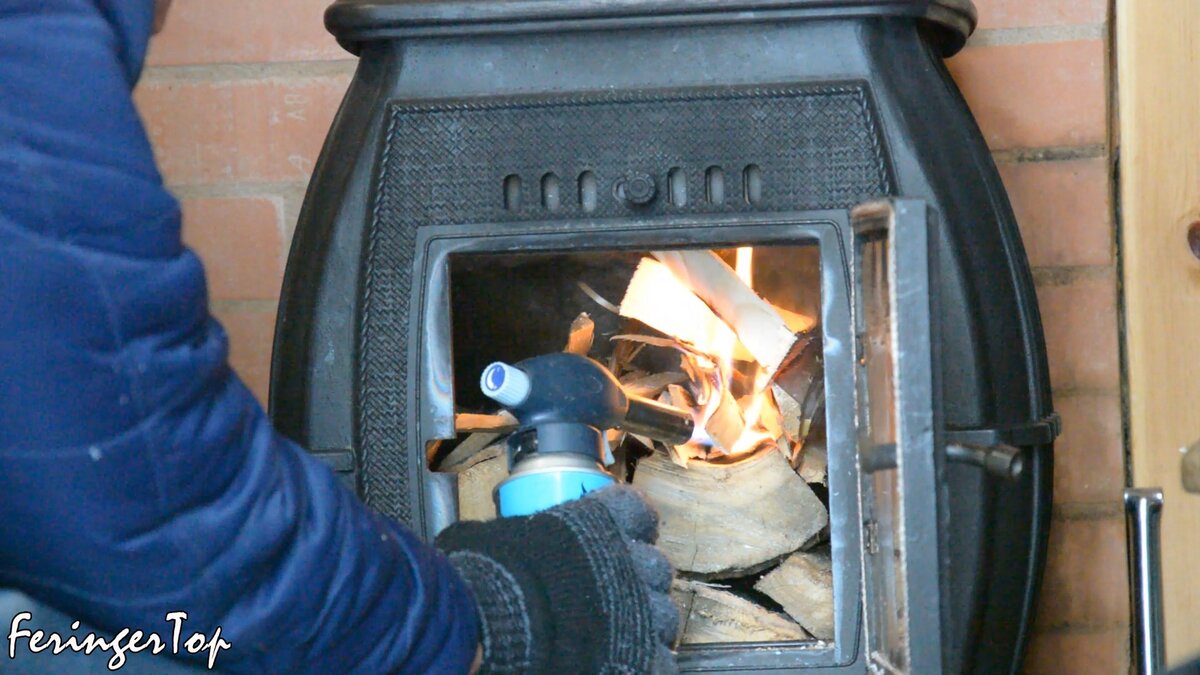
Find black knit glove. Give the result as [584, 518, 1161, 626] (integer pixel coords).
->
[435, 485, 679, 674]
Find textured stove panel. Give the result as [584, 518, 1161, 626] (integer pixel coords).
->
[359, 84, 892, 523]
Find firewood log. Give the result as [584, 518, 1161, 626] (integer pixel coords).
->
[456, 444, 508, 522]
[652, 250, 797, 378]
[671, 580, 810, 645]
[632, 449, 828, 577]
[618, 259, 743, 359]
[437, 432, 502, 472]
[754, 547, 835, 640]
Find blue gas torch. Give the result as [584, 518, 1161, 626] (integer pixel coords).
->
[480, 353, 695, 517]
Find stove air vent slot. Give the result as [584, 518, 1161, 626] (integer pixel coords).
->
[541, 173, 561, 211]
[502, 164, 766, 214]
[744, 164, 764, 205]
[502, 174, 522, 211]
[667, 167, 687, 206]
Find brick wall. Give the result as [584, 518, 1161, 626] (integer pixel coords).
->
[945, 3, 1127, 671]
[138, 1, 1126, 671]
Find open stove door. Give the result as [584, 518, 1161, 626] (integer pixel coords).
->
[851, 199, 948, 674]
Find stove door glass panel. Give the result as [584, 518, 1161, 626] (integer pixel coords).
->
[853, 200, 944, 675]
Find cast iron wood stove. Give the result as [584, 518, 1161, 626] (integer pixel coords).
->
[270, 1, 1061, 672]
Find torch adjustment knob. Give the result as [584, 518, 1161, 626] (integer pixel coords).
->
[481, 362, 532, 407]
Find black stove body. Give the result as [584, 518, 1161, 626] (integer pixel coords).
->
[270, 2, 1059, 672]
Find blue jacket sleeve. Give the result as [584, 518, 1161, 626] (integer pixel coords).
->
[0, 1, 479, 673]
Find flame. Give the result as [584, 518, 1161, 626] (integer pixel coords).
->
[619, 247, 798, 464]
[719, 249, 775, 457]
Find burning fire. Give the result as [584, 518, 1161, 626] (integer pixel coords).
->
[617, 248, 813, 466]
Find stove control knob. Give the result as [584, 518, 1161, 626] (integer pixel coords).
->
[617, 172, 657, 206]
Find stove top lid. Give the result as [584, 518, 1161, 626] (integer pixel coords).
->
[326, 0, 976, 56]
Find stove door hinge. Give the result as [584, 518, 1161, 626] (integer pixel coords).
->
[864, 519, 880, 555]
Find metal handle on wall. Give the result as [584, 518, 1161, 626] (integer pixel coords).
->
[1125, 487, 1166, 675]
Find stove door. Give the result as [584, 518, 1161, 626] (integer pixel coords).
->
[851, 200, 947, 675]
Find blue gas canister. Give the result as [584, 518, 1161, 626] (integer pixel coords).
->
[478, 355, 694, 517]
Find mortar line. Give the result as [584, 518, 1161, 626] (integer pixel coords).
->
[167, 181, 312, 200]
[140, 59, 358, 84]
[992, 145, 1108, 164]
[1032, 623, 1131, 635]
[1030, 265, 1114, 286]
[211, 299, 281, 313]
[1052, 502, 1124, 520]
[1051, 385, 1122, 398]
[965, 23, 1106, 49]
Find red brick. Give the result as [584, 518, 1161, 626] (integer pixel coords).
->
[135, 76, 351, 185]
[1024, 628, 1129, 674]
[1036, 516, 1129, 629]
[974, 0, 1107, 31]
[999, 158, 1112, 267]
[1053, 393, 1124, 505]
[947, 41, 1107, 150]
[182, 197, 284, 301]
[148, 0, 345, 66]
[1037, 273, 1120, 391]
[213, 307, 277, 406]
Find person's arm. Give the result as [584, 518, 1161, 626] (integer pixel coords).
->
[0, 1, 479, 672]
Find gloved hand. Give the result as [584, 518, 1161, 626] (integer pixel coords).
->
[435, 485, 679, 674]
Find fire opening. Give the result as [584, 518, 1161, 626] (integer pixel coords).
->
[434, 242, 832, 646]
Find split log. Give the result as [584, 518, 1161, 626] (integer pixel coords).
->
[455, 411, 519, 434]
[754, 548, 835, 640]
[619, 258, 738, 357]
[772, 384, 805, 441]
[795, 443, 828, 485]
[456, 443, 508, 522]
[772, 303, 818, 335]
[671, 580, 810, 645]
[652, 250, 797, 378]
[632, 449, 828, 577]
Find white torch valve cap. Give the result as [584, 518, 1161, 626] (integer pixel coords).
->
[480, 362, 531, 408]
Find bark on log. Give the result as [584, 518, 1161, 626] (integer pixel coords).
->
[671, 580, 810, 645]
[754, 547, 835, 640]
[632, 449, 828, 577]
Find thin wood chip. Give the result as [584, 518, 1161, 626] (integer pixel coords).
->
[563, 312, 595, 355]
[455, 411, 519, 433]
[623, 371, 689, 398]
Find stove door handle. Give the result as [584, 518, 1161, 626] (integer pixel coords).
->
[859, 442, 1025, 480]
[945, 442, 1025, 480]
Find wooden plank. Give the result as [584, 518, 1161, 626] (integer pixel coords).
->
[1117, 0, 1200, 664]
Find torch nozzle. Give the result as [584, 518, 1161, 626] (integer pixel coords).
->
[480, 355, 695, 446]
[622, 395, 695, 446]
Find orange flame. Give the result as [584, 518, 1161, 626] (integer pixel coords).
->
[621, 247, 792, 463]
